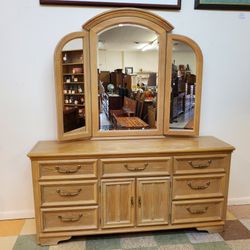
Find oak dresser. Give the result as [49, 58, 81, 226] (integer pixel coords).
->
[28, 136, 234, 245]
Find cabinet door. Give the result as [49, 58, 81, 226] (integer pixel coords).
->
[102, 179, 135, 229]
[137, 177, 170, 226]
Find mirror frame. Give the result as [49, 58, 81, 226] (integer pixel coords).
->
[54, 9, 204, 141]
[83, 9, 173, 138]
[164, 34, 203, 136]
[54, 31, 92, 141]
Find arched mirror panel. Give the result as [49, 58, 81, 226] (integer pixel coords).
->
[88, 16, 168, 137]
[54, 32, 91, 141]
[97, 24, 159, 131]
[164, 34, 203, 136]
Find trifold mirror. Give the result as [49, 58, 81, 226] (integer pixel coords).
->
[54, 9, 203, 141]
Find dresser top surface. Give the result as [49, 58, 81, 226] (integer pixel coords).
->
[28, 136, 234, 159]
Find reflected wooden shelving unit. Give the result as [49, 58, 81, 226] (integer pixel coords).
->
[61, 49, 86, 133]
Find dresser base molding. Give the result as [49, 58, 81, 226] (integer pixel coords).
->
[37, 221, 225, 245]
[39, 236, 72, 246]
[28, 137, 234, 246]
[196, 225, 224, 233]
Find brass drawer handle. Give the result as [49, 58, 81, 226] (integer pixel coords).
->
[138, 197, 142, 208]
[124, 163, 148, 171]
[55, 165, 81, 174]
[131, 197, 134, 207]
[186, 206, 208, 215]
[58, 214, 82, 222]
[56, 188, 82, 197]
[188, 160, 212, 169]
[188, 181, 210, 190]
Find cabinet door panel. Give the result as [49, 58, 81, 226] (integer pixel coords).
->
[102, 179, 135, 229]
[137, 177, 170, 226]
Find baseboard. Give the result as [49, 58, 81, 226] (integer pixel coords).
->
[0, 210, 34, 220]
[228, 197, 250, 205]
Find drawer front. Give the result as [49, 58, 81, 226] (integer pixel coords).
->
[42, 206, 98, 232]
[101, 157, 171, 177]
[174, 155, 229, 175]
[39, 159, 97, 180]
[172, 199, 224, 224]
[173, 174, 225, 200]
[40, 180, 98, 207]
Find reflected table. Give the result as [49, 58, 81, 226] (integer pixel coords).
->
[114, 116, 149, 129]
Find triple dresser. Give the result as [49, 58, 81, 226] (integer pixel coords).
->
[28, 136, 234, 245]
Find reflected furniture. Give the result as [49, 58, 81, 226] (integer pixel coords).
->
[28, 8, 235, 246]
[114, 115, 149, 129]
[102, 93, 123, 118]
[110, 97, 137, 118]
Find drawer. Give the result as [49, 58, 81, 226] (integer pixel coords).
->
[172, 198, 224, 224]
[173, 174, 225, 200]
[173, 154, 229, 175]
[39, 159, 97, 180]
[101, 157, 171, 177]
[40, 180, 98, 207]
[41, 206, 98, 232]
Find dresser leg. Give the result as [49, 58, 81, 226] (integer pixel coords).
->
[38, 236, 72, 246]
[196, 225, 224, 233]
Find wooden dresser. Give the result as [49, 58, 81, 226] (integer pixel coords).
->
[28, 136, 234, 245]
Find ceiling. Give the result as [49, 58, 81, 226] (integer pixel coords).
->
[98, 25, 158, 51]
[173, 42, 194, 52]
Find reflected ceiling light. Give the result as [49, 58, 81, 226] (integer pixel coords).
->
[141, 39, 158, 51]
[118, 24, 124, 27]
[136, 42, 148, 50]
[98, 41, 105, 49]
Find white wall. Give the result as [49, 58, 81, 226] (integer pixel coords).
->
[98, 50, 158, 73]
[173, 51, 196, 74]
[98, 50, 123, 71]
[0, 0, 250, 219]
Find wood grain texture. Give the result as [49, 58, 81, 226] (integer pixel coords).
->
[29, 136, 233, 245]
[172, 198, 224, 224]
[137, 177, 170, 226]
[28, 136, 234, 159]
[172, 173, 226, 200]
[82, 8, 174, 31]
[101, 178, 135, 228]
[100, 157, 171, 178]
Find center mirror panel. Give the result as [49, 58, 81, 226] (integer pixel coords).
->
[97, 25, 159, 131]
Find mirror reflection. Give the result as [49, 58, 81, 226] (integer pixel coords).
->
[170, 40, 196, 130]
[97, 25, 159, 131]
[62, 39, 86, 133]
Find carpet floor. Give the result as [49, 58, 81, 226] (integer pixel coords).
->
[0, 205, 250, 250]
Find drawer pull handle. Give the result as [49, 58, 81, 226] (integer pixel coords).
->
[131, 197, 134, 207]
[56, 188, 82, 197]
[124, 163, 148, 171]
[188, 160, 212, 169]
[55, 165, 81, 174]
[58, 214, 82, 222]
[138, 197, 142, 208]
[188, 181, 210, 190]
[187, 206, 208, 215]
